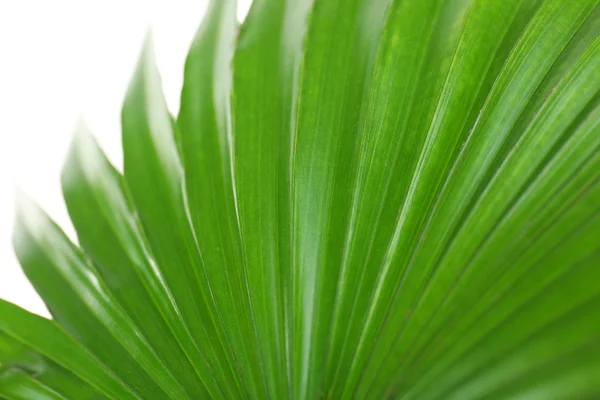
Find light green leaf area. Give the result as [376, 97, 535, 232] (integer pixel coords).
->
[5, 0, 600, 399]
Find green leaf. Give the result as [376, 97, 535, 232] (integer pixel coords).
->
[177, 1, 268, 398]
[61, 122, 221, 399]
[0, 299, 135, 399]
[349, 1, 600, 396]
[13, 193, 193, 400]
[5, 0, 600, 398]
[289, 0, 392, 397]
[231, 0, 312, 398]
[121, 32, 243, 399]
[0, 331, 105, 400]
[0, 368, 66, 400]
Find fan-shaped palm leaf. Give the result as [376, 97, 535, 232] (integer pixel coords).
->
[2, 0, 600, 399]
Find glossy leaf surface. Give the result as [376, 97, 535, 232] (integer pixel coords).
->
[4, 0, 600, 399]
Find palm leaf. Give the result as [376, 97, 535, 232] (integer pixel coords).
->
[4, 0, 600, 398]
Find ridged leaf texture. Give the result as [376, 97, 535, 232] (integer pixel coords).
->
[3, 0, 600, 399]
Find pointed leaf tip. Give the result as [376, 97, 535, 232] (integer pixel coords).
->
[13, 189, 47, 237]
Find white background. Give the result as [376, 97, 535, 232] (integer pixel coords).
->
[0, 0, 252, 318]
